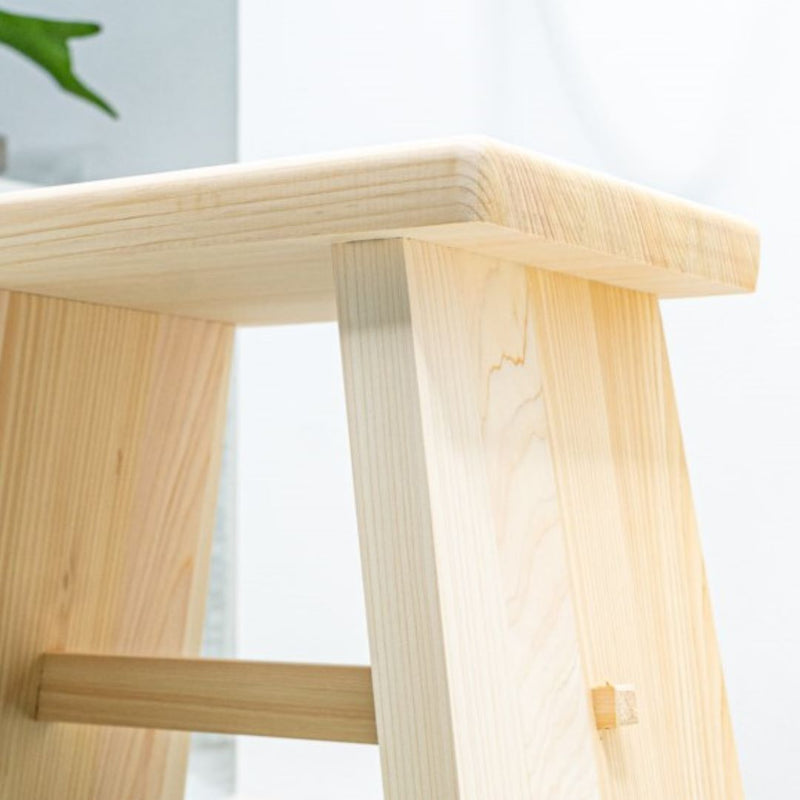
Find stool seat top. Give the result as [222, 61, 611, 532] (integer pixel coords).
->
[0, 137, 758, 325]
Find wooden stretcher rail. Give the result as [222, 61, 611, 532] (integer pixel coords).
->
[36, 653, 632, 743]
[36, 653, 378, 744]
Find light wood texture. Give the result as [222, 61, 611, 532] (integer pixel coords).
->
[0, 132, 753, 799]
[0, 291, 232, 800]
[0, 138, 758, 324]
[37, 654, 377, 744]
[336, 238, 744, 800]
[38, 654, 640, 743]
[334, 238, 597, 800]
[592, 685, 639, 730]
[529, 271, 743, 799]
[426, 242, 602, 798]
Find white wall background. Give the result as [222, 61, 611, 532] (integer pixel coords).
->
[237, 1, 799, 798]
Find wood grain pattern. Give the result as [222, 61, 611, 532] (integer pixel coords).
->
[336, 239, 743, 799]
[529, 270, 743, 799]
[37, 654, 377, 744]
[334, 239, 532, 800]
[421, 242, 601, 799]
[0, 291, 232, 800]
[335, 238, 604, 800]
[0, 139, 758, 324]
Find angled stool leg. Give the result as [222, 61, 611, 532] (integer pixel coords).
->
[527, 270, 743, 799]
[333, 238, 599, 800]
[0, 291, 232, 800]
[334, 238, 742, 800]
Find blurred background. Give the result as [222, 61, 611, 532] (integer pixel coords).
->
[2, 1, 798, 797]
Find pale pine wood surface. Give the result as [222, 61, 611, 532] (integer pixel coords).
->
[38, 654, 377, 744]
[529, 271, 743, 799]
[591, 685, 639, 730]
[0, 139, 758, 324]
[336, 239, 742, 799]
[335, 238, 532, 800]
[411, 241, 601, 799]
[0, 291, 232, 800]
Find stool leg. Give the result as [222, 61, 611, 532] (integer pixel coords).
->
[333, 238, 598, 800]
[0, 291, 232, 799]
[334, 238, 742, 800]
[528, 270, 743, 799]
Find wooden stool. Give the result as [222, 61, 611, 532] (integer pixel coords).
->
[0, 139, 758, 799]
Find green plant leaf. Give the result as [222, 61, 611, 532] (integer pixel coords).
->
[0, 8, 117, 117]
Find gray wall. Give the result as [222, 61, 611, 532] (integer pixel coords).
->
[0, 0, 237, 183]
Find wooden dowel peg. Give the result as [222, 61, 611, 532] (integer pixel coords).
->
[592, 684, 639, 730]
